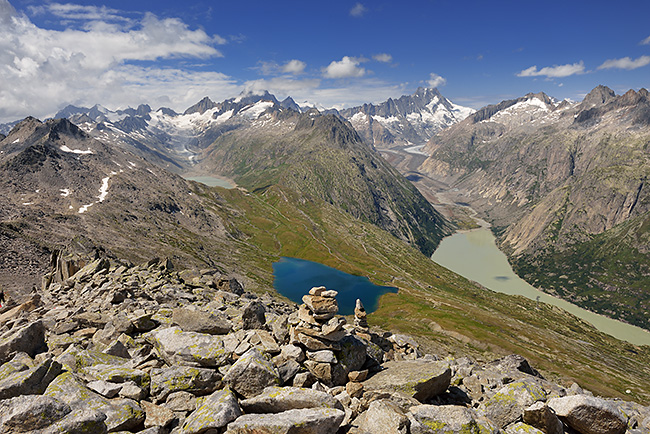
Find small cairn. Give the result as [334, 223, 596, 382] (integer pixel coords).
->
[353, 298, 370, 339]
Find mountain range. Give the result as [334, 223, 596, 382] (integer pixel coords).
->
[418, 85, 650, 329]
[2, 86, 650, 404]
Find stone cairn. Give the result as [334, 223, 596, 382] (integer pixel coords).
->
[288, 286, 353, 387]
[353, 299, 370, 339]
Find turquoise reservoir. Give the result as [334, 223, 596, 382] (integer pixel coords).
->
[272, 257, 397, 315]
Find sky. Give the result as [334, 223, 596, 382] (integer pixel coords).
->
[1, 0, 649, 123]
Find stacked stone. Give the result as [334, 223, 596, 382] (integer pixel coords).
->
[289, 286, 349, 386]
[353, 299, 370, 339]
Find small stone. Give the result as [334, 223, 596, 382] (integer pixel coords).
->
[86, 380, 121, 398]
[141, 400, 175, 428]
[302, 295, 338, 316]
[348, 370, 368, 382]
[346, 381, 364, 399]
[307, 350, 337, 364]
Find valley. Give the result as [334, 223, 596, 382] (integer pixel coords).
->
[2, 87, 650, 408]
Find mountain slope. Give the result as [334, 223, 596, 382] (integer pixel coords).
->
[58, 92, 452, 256]
[2, 113, 650, 405]
[418, 86, 650, 328]
[193, 106, 451, 256]
[340, 87, 474, 149]
[0, 117, 239, 292]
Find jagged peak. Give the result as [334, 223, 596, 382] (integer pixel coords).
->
[581, 85, 616, 107]
[183, 96, 218, 115]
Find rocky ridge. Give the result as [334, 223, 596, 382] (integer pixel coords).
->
[1, 257, 649, 433]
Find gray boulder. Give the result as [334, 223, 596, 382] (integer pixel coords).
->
[242, 300, 266, 330]
[0, 394, 108, 434]
[0, 320, 46, 364]
[145, 326, 229, 368]
[180, 388, 241, 434]
[226, 407, 345, 434]
[479, 380, 546, 428]
[172, 308, 232, 335]
[223, 347, 281, 398]
[44, 372, 145, 432]
[548, 395, 627, 434]
[240, 386, 344, 413]
[355, 399, 410, 434]
[362, 360, 451, 402]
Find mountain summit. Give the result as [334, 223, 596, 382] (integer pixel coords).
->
[341, 87, 474, 149]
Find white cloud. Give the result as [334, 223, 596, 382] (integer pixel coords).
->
[0, 1, 228, 122]
[597, 55, 650, 70]
[282, 59, 306, 74]
[427, 73, 447, 88]
[640, 35, 650, 45]
[350, 3, 367, 17]
[30, 3, 132, 24]
[516, 61, 585, 78]
[323, 56, 366, 79]
[373, 53, 392, 63]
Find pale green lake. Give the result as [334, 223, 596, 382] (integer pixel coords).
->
[431, 227, 650, 346]
[184, 175, 235, 189]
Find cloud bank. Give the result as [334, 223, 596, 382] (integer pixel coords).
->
[517, 61, 585, 78]
[598, 56, 650, 70]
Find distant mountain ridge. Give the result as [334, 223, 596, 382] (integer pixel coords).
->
[341, 87, 474, 149]
[31, 90, 451, 257]
[419, 85, 650, 329]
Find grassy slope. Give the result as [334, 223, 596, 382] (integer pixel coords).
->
[204, 185, 650, 405]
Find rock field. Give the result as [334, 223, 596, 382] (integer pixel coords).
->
[0, 256, 648, 433]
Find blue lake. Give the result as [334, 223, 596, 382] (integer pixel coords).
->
[272, 257, 397, 315]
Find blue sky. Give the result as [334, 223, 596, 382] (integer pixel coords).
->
[1, 0, 649, 122]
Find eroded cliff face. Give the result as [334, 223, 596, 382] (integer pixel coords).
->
[418, 86, 650, 328]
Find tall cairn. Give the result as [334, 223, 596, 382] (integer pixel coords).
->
[289, 286, 349, 386]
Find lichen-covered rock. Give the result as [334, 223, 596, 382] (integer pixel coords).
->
[0, 320, 46, 364]
[222, 347, 280, 398]
[479, 380, 546, 428]
[362, 360, 451, 402]
[55, 345, 128, 373]
[226, 407, 345, 434]
[0, 395, 71, 432]
[83, 364, 150, 389]
[408, 404, 498, 434]
[0, 394, 108, 434]
[240, 386, 344, 413]
[505, 422, 545, 434]
[0, 357, 62, 399]
[145, 326, 229, 368]
[548, 395, 627, 434]
[44, 372, 145, 432]
[180, 388, 241, 434]
[354, 399, 410, 434]
[150, 366, 221, 402]
[523, 401, 563, 434]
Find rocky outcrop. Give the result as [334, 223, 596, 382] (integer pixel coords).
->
[0, 257, 648, 433]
